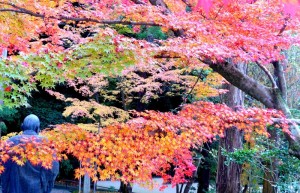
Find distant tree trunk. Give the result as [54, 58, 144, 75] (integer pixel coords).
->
[83, 174, 91, 193]
[183, 183, 192, 193]
[262, 61, 287, 193]
[216, 63, 245, 193]
[197, 143, 211, 193]
[119, 182, 132, 193]
[0, 49, 7, 106]
[182, 148, 202, 193]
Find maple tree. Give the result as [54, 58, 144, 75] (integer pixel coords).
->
[0, 102, 290, 188]
[0, 0, 300, 192]
[0, 0, 299, 113]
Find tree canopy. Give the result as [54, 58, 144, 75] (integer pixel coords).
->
[0, 0, 300, 192]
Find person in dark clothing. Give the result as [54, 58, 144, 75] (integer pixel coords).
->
[1, 114, 59, 193]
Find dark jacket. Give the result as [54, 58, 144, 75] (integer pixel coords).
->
[1, 130, 59, 193]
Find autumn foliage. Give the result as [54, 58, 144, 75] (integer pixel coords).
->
[0, 101, 290, 188]
[1, 0, 299, 108]
[0, 0, 299, 63]
[0, 0, 299, 190]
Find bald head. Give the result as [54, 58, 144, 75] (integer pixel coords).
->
[21, 114, 40, 133]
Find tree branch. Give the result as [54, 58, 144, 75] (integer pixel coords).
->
[278, 17, 289, 36]
[202, 59, 276, 108]
[272, 118, 300, 125]
[129, 0, 147, 4]
[0, 6, 160, 26]
[272, 61, 287, 102]
[256, 62, 278, 89]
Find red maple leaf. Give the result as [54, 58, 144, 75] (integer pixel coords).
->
[4, 86, 12, 92]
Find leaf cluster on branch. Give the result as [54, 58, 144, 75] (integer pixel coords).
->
[0, 101, 290, 188]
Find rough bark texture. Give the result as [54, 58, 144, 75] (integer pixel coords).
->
[216, 127, 243, 193]
[216, 63, 245, 193]
[207, 61, 275, 108]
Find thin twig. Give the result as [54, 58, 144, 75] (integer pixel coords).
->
[171, 69, 203, 113]
[188, 71, 203, 95]
[278, 17, 289, 36]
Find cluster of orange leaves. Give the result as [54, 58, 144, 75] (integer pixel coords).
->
[0, 102, 290, 188]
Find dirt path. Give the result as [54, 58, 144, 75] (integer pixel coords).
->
[51, 189, 71, 193]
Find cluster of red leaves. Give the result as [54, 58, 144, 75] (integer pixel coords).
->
[178, 101, 290, 141]
[0, 102, 290, 188]
[1, 0, 299, 64]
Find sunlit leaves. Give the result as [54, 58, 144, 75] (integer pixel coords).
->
[0, 59, 36, 108]
[0, 101, 290, 189]
[1, 28, 137, 108]
[1, 0, 299, 107]
[62, 98, 130, 129]
[1, 0, 298, 63]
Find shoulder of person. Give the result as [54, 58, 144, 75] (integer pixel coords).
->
[7, 135, 23, 145]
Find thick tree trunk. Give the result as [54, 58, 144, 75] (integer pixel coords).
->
[216, 127, 243, 193]
[216, 63, 245, 193]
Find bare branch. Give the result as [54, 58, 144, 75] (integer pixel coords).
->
[129, 0, 147, 4]
[272, 61, 287, 102]
[278, 17, 289, 36]
[272, 118, 300, 125]
[256, 62, 278, 89]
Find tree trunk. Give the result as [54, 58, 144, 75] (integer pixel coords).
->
[0, 49, 7, 106]
[262, 61, 288, 193]
[208, 60, 300, 192]
[263, 165, 277, 193]
[216, 63, 245, 193]
[197, 143, 211, 193]
[119, 181, 132, 193]
[262, 128, 279, 193]
[216, 127, 243, 193]
[83, 174, 91, 193]
[208, 60, 300, 159]
[182, 148, 202, 193]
